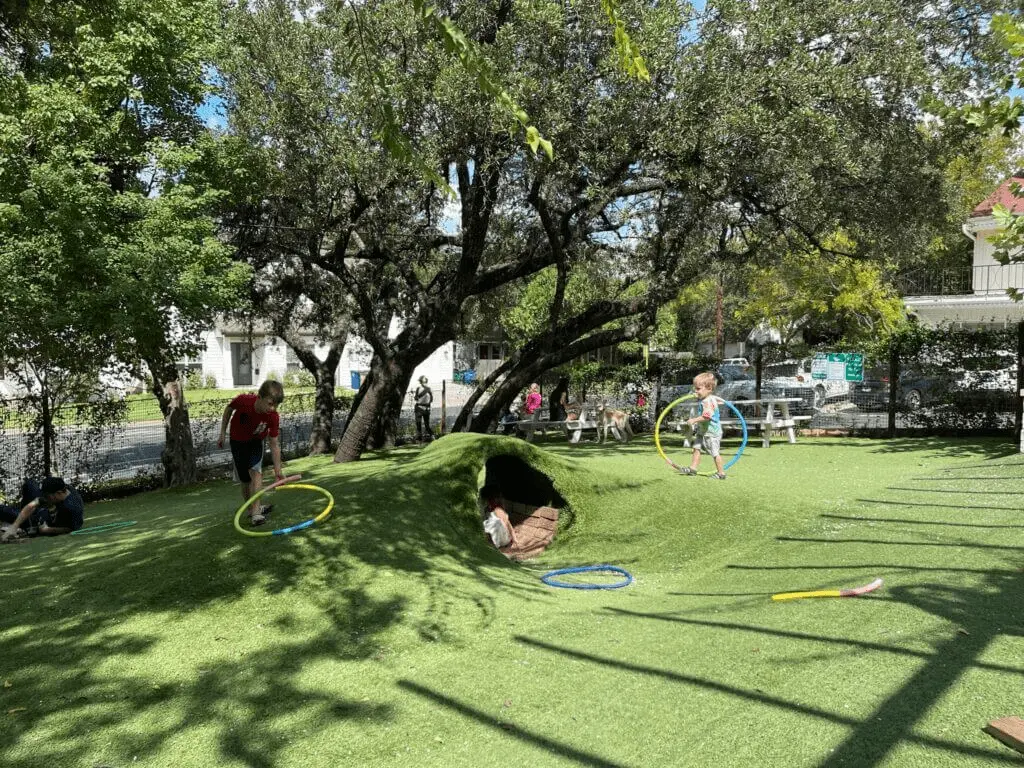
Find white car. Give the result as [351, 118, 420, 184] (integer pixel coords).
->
[722, 357, 751, 369]
[762, 357, 850, 412]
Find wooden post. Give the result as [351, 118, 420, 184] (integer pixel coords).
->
[984, 717, 1024, 755]
[754, 346, 763, 418]
[440, 379, 447, 435]
[887, 341, 899, 439]
[1016, 320, 1023, 452]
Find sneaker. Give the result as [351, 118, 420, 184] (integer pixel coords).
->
[249, 512, 267, 526]
[679, 467, 697, 476]
[261, 504, 273, 520]
[711, 472, 727, 480]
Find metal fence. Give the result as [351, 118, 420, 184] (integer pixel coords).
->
[649, 330, 1023, 439]
[0, 381, 494, 497]
[1, 342, 1019, 498]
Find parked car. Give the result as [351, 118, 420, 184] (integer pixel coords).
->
[659, 366, 759, 416]
[849, 367, 948, 410]
[852, 356, 1017, 411]
[949, 351, 1017, 397]
[722, 357, 751, 370]
[762, 357, 850, 412]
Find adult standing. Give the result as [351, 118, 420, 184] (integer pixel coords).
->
[414, 375, 434, 441]
[549, 376, 569, 421]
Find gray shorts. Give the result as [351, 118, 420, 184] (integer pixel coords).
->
[696, 433, 721, 457]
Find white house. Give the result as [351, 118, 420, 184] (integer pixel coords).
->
[904, 175, 1024, 328]
[185, 316, 454, 391]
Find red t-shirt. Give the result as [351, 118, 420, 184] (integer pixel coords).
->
[228, 393, 280, 441]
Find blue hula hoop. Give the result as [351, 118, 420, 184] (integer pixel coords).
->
[719, 398, 748, 472]
[541, 565, 633, 590]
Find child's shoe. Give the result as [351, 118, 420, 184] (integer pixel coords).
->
[261, 504, 273, 520]
[679, 467, 697, 476]
[710, 472, 727, 480]
[249, 511, 267, 526]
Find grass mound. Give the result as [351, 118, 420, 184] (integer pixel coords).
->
[1, 435, 1022, 768]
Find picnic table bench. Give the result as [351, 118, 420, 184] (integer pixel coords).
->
[514, 412, 603, 443]
[668, 397, 811, 448]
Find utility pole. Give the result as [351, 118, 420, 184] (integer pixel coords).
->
[715, 278, 724, 358]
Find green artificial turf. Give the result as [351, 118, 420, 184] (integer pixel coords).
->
[1, 433, 1023, 767]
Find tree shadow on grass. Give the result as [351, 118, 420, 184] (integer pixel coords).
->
[396, 680, 630, 768]
[775, 536, 1024, 553]
[885, 486, 1024, 495]
[821, 513, 1024, 530]
[856, 498, 1023, 513]
[512, 565, 1024, 768]
[711, 555, 1024, 765]
[0, 447, 552, 766]
[864, 437, 1020, 460]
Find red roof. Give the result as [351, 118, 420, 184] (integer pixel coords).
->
[971, 176, 1024, 216]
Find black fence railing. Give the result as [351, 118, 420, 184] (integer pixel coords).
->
[898, 263, 1024, 296]
[0, 382, 489, 497]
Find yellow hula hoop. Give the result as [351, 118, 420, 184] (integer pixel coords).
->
[233, 482, 334, 538]
[654, 393, 698, 472]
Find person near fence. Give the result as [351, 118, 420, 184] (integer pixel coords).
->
[0, 477, 85, 541]
[549, 377, 569, 422]
[218, 380, 286, 526]
[414, 376, 433, 441]
[680, 371, 727, 480]
[498, 397, 521, 435]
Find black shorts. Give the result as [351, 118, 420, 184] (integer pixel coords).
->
[230, 439, 265, 483]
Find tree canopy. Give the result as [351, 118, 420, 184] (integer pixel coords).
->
[0, 0, 249, 482]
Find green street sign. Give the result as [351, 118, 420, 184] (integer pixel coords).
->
[811, 352, 864, 382]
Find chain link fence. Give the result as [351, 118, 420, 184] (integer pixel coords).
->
[1, 331, 1019, 499]
[651, 326, 1023, 439]
[0, 382, 496, 497]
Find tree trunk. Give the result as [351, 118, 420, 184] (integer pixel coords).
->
[310, 367, 336, 455]
[148, 361, 197, 487]
[39, 379, 54, 476]
[298, 343, 342, 455]
[470, 368, 538, 433]
[334, 352, 414, 462]
[468, 325, 639, 432]
[456, 299, 653, 432]
[451, 356, 517, 432]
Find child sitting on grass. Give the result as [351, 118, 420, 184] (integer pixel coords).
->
[479, 484, 518, 550]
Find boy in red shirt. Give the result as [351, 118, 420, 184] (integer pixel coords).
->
[218, 380, 286, 525]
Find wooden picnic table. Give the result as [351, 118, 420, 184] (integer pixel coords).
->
[669, 396, 810, 448]
[514, 407, 606, 444]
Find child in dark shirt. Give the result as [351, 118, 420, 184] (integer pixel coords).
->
[0, 477, 85, 541]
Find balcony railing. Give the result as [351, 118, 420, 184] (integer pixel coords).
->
[898, 263, 1024, 297]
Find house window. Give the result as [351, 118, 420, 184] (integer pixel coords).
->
[285, 347, 301, 371]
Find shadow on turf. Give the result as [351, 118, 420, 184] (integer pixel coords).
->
[604, 609, 1024, 679]
[865, 437, 1020, 460]
[511, 633, 1021, 765]
[776, 536, 1024, 552]
[821, 513, 1024, 530]
[911, 476, 1024, 481]
[0, 455, 552, 767]
[712, 551, 1024, 765]
[886, 486, 1024, 495]
[397, 680, 629, 768]
[857, 498, 1023, 512]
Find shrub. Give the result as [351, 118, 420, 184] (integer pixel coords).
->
[284, 369, 316, 388]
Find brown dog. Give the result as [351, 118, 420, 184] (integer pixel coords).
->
[597, 404, 633, 443]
